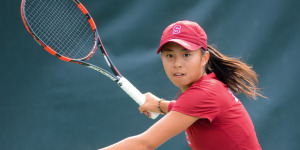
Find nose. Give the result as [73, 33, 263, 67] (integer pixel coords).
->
[174, 57, 183, 68]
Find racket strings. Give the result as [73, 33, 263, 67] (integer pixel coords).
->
[24, 0, 96, 60]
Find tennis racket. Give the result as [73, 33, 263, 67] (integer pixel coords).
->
[21, 0, 159, 119]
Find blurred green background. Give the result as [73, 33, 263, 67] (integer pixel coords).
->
[1, 0, 299, 149]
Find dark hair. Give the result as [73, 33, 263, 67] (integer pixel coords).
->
[204, 45, 265, 100]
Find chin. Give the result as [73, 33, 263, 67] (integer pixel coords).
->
[173, 82, 188, 89]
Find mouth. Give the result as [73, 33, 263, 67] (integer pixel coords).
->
[174, 73, 185, 77]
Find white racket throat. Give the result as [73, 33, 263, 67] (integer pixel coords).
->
[118, 77, 160, 119]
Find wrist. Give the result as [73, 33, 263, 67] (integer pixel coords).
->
[158, 98, 166, 114]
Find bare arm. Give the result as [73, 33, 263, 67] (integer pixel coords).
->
[99, 111, 199, 150]
[138, 93, 172, 117]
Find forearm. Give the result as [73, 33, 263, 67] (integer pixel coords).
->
[99, 135, 154, 150]
[159, 100, 175, 114]
[100, 110, 198, 150]
[139, 93, 176, 116]
[159, 100, 170, 114]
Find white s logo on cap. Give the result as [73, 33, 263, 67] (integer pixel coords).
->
[173, 25, 181, 34]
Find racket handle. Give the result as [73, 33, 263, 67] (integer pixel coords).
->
[118, 77, 160, 119]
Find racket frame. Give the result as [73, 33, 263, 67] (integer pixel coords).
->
[21, 0, 159, 119]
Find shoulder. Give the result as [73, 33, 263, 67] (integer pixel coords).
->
[172, 73, 239, 120]
[172, 74, 225, 120]
[176, 73, 231, 107]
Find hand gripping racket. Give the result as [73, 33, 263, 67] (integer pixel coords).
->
[21, 0, 159, 119]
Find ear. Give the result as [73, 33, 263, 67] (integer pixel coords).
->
[201, 51, 210, 66]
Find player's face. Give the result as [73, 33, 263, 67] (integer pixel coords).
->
[161, 42, 208, 92]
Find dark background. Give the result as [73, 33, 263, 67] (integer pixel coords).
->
[1, 0, 300, 149]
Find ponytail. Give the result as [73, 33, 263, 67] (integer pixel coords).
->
[205, 45, 265, 100]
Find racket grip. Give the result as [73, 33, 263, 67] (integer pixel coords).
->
[118, 77, 160, 119]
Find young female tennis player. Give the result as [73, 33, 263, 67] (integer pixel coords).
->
[99, 20, 263, 150]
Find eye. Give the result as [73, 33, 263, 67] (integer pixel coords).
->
[166, 54, 173, 58]
[184, 53, 191, 57]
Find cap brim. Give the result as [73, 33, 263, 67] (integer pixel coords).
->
[156, 39, 202, 54]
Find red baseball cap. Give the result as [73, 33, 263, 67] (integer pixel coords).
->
[156, 20, 207, 54]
